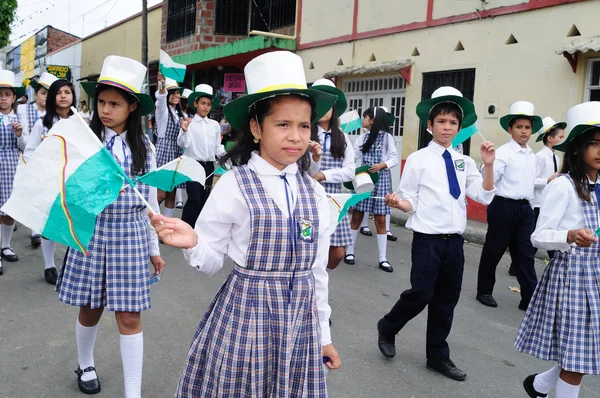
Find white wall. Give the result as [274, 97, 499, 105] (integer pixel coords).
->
[46, 42, 82, 103]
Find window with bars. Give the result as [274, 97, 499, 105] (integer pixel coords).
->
[216, 0, 249, 35]
[215, 0, 296, 35]
[166, 0, 197, 42]
[344, 76, 406, 94]
[586, 58, 600, 102]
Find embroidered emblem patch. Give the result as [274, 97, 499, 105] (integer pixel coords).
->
[454, 159, 465, 171]
[299, 219, 313, 242]
[376, 144, 382, 151]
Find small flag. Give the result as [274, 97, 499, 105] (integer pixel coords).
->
[327, 192, 372, 226]
[159, 50, 186, 82]
[339, 110, 362, 133]
[134, 155, 206, 192]
[452, 122, 480, 148]
[1, 116, 125, 254]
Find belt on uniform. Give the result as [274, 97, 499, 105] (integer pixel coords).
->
[495, 196, 529, 204]
[414, 232, 461, 240]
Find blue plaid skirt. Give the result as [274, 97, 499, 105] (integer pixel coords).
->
[0, 148, 18, 216]
[353, 169, 392, 215]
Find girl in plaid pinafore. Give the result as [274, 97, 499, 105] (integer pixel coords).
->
[515, 119, 600, 397]
[346, 106, 398, 272]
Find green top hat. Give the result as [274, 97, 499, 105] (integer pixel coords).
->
[499, 101, 543, 133]
[223, 51, 337, 132]
[80, 55, 154, 116]
[310, 78, 347, 114]
[553, 102, 600, 152]
[343, 165, 380, 191]
[187, 84, 220, 114]
[535, 116, 567, 142]
[416, 86, 477, 129]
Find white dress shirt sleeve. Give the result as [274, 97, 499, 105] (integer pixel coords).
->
[354, 134, 365, 164]
[492, 149, 508, 186]
[534, 152, 549, 188]
[464, 156, 496, 205]
[322, 135, 355, 183]
[398, 153, 419, 215]
[177, 128, 191, 149]
[531, 177, 572, 251]
[215, 123, 227, 159]
[146, 150, 161, 257]
[383, 134, 399, 169]
[24, 119, 44, 161]
[307, 157, 321, 178]
[154, 92, 168, 139]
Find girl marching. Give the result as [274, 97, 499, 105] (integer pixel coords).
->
[56, 56, 165, 397]
[150, 51, 341, 397]
[24, 78, 76, 285]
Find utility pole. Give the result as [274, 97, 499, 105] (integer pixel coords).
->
[141, 0, 149, 134]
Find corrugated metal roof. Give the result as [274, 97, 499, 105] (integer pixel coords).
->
[324, 60, 413, 78]
[556, 35, 600, 55]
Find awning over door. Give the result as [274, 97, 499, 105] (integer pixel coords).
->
[324, 60, 413, 83]
[556, 35, 600, 73]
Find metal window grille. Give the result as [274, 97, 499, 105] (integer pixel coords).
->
[166, 0, 197, 42]
[215, 0, 295, 35]
[215, 0, 249, 35]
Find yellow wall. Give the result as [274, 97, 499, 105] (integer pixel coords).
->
[20, 36, 35, 79]
[298, 1, 598, 162]
[357, 0, 427, 33]
[81, 7, 162, 81]
[433, 0, 527, 19]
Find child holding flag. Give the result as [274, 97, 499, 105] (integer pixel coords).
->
[377, 87, 496, 381]
[56, 56, 165, 397]
[150, 51, 341, 397]
[24, 78, 76, 285]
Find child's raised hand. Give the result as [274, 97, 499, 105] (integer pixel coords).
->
[308, 140, 322, 163]
[480, 141, 495, 166]
[567, 228, 597, 247]
[322, 344, 341, 370]
[149, 212, 198, 249]
[180, 119, 189, 132]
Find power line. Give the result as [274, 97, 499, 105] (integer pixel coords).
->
[86, 0, 118, 24]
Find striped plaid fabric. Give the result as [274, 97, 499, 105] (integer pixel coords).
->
[176, 165, 327, 397]
[354, 132, 392, 215]
[0, 113, 22, 216]
[56, 142, 153, 312]
[156, 114, 182, 167]
[320, 138, 352, 247]
[26, 103, 40, 133]
[515, 175, 600, 374]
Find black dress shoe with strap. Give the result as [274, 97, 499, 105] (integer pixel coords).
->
[75, 366, 101, 394]
[1, 248, 18, 262]
[31, 234, 41, 248]
[379, 261, 393, 273]
[359, 226, 373, 236]
[344, 254, 355, 265]
[44, 267, 58, 285]
[426, 358, 467, 381]
[386, 232, 398, 242]
[377, 319, 396, 358]
[523, 374, 548, 397]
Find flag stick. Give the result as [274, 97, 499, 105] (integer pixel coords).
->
[477, 131, 487, 142]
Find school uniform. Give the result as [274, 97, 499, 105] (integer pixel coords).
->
[515, 175, 600, 374]
[56, 127, 160, 312]
[176, 151, 331, 397]
[154, 92, 182, 171]
[379, 141, 495, 359]
[532, 146, 560, 258]
[17, 102, 45, 138]
[24, 117, 55, 161]
[176, 114, 226, 227]
[308, 126, 355, 246]
[477, 139, 538, 307]
[353, 131, 398, 215]
[0, 112, 26, 217]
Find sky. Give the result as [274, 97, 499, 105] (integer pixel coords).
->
[10, 0, 162, 46]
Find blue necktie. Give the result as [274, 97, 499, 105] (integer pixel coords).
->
[590, 184, 600, 208]
[323, 132, 331, 153]
[443, 150, 461, 199]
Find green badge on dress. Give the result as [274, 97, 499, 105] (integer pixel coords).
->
[299, 219, 313, 242]
[454, 159, 465, 172]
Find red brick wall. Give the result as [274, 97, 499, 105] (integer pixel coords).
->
[161, 0, 295, 57]
[47, 27, 80, 54]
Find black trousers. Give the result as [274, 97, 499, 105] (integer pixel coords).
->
[181, 161, 215, 228]
[381, 232, 464, 359]
[477, 196, 537, 305]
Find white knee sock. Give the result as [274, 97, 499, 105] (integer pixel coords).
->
[556, 377, 580, 398]
[1, 223, 14, 249]
[41, 238, 56, 269]
[361, 214, 369, 228]
[176, 188, 183, 203]
[377, 234, 388, 262]
[162, 207, 174, 218]
[533, 365, 561, 394]
[121, 332, 144, 398]
[346, 228, 359, 256]
[386, 214, 391, 232]
[76, 319, 99, 382]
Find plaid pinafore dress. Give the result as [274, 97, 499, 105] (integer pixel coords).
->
[56, 135, 154, 312]
[26, 103, 40, 133]
[156, 109, 182, 168]
[0, 113, 21, 216]
[515, 175, 600, 374]
[353, 131, 392, 215]
[176, 165, 327, 397]
[320, 132, 352, 247]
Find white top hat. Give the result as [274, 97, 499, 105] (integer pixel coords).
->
[38, 72, 59, 90]
[352, 172, 375, 194]
[535, 116, 567, 142]
[245, 51, 307, 96]
[181, 88, 193, 99]
[194, 84, 214, 96]
[432, 86, 464, 99]
[312, 78, 336, 89]
[165, 77, 180, 91]
[98, 55, 146, 94]
[554, 102, 600, 151]
[0, 70, 19, 88]
[508, 101, 536, 116]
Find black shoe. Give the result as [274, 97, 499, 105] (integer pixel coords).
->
[386, 232, 398, 242]
[344, 254, 355, 265]
[523, 374, 548, 397]
[329, 318, 332, 327]
[508, 264, 517, 276]
[426, 358, 467, 381]
[0, 248, 18, 262]
[0, 260, 3, 275]
[75, 367, 101, 394]
[359, 226, 373, 236]
[476, 293, 497, 307]
[31, 234, 41, 248]
[377, 319, 396, 358]
[379, 261, 393, 273]
[13, 224, 17, 232]
[44, 267, 58, 285]
[518, 300, 529, 311]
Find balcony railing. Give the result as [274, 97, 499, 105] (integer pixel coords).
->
[166, 0, 197, 42]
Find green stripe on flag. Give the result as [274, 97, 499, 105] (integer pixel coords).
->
[341, 118, 363, 133]
[135, 169, 193, 192]
[452, 124, 478, 148]
[338, 191, 372, 223]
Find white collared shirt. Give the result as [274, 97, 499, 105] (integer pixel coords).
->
[102, 127, 161, 257]
[532, 146, 561, 208]
[307, 126, 355, 182]
[154, 92, 179, 139]
[1, 110, 27, 151]
[400, 141, 496, 234]
[492, 139, 537, 201]
[177, 114, 225, 162]
[353, 131, 399, 169]
[532, 175, 595, 252]
[183, 151, 333, 345]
